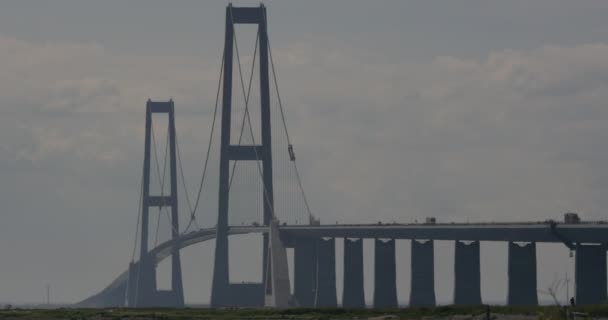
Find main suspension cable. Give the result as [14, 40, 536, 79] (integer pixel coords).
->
[130, 165, 144, 262]
[175, 133, 200, 231]
[182, 47, 226, 233]
[127, 168, 143, 307]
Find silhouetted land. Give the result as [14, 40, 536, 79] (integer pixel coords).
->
[1, 305, 608, 320]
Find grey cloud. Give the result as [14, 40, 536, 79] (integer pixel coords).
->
[0, 25, 607, 303]
[266, 41, 608, 225]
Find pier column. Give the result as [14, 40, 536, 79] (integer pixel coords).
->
[294, 237, 317, 307]
[507, 242, 537, 306]
[453, 241, 481, 305]
[315, 238, 337, 307]
[374, 239, 398, 308]
[126, 262, 138, 307]
[410, 240, 436, 306]
[343, 238, 365, 308]
[575, 244, 607, 305]
[131, 256, 157, 307]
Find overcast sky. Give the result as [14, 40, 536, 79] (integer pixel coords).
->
[1, 0, 608, 305]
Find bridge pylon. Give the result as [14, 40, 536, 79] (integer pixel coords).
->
[211, 4, 275, 307]
[126, 100, 184, 308]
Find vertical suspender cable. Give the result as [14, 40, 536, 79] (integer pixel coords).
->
[263, 12, 315, 223]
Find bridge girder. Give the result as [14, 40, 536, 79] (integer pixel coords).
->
[78, 222, 608, 307]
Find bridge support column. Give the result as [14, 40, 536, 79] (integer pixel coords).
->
[575, 244, 607, 305]
[127, 256, 177, 308]
[294, 237, 317, 307]
[343, 238, 365, 308]
[315, 238, 337, 307]
[410, 240, 436, 307]
[121, 261, 141, 307]
[130, 100, 184, 308]
[264, 220, 293, 308]
[128, 256, 186, 308]
[212, 4, 274, 308]
[126, 262, 138, 307]
[453, 241, 481, 305]
[374, 239, 398, 308]
[507, 242, 537, 306]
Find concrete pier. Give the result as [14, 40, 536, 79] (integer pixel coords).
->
[264, 220, 292, 308]
[342, 238, 365, 308]
[575, 244, 607, 305]
[453, 241, 481, 305]
[374, 239, 398, 308]
[131, 257, 156, 307]
[315, 238, 337, 307]
[410, 240, 436, 306]
[507, 242, 537, 306]
[294, 237, 317, 307]
[126, 261, 138, 307]
[126, 256, 186, 307]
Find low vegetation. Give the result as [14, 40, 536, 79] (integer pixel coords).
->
[0, 305, 607, 320]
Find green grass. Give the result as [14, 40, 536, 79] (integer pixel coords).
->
[0, 305, 607, 320]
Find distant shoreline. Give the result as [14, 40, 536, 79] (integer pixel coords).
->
[1, 304, 607, 320]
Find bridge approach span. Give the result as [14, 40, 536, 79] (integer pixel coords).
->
[78, 222, 608, 307]
[77, 227, 262, 307]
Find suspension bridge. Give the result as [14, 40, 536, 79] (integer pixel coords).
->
[77, 4, 608, 308]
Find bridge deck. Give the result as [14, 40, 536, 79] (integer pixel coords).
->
[77, 222, 608, 307]
[279, 222, 608, 243]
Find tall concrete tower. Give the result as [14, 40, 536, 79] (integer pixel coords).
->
[126, 100, 184, 307]
[211, 4, 275, 307]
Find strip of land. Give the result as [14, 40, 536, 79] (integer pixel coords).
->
[0, 305, 606, 320]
